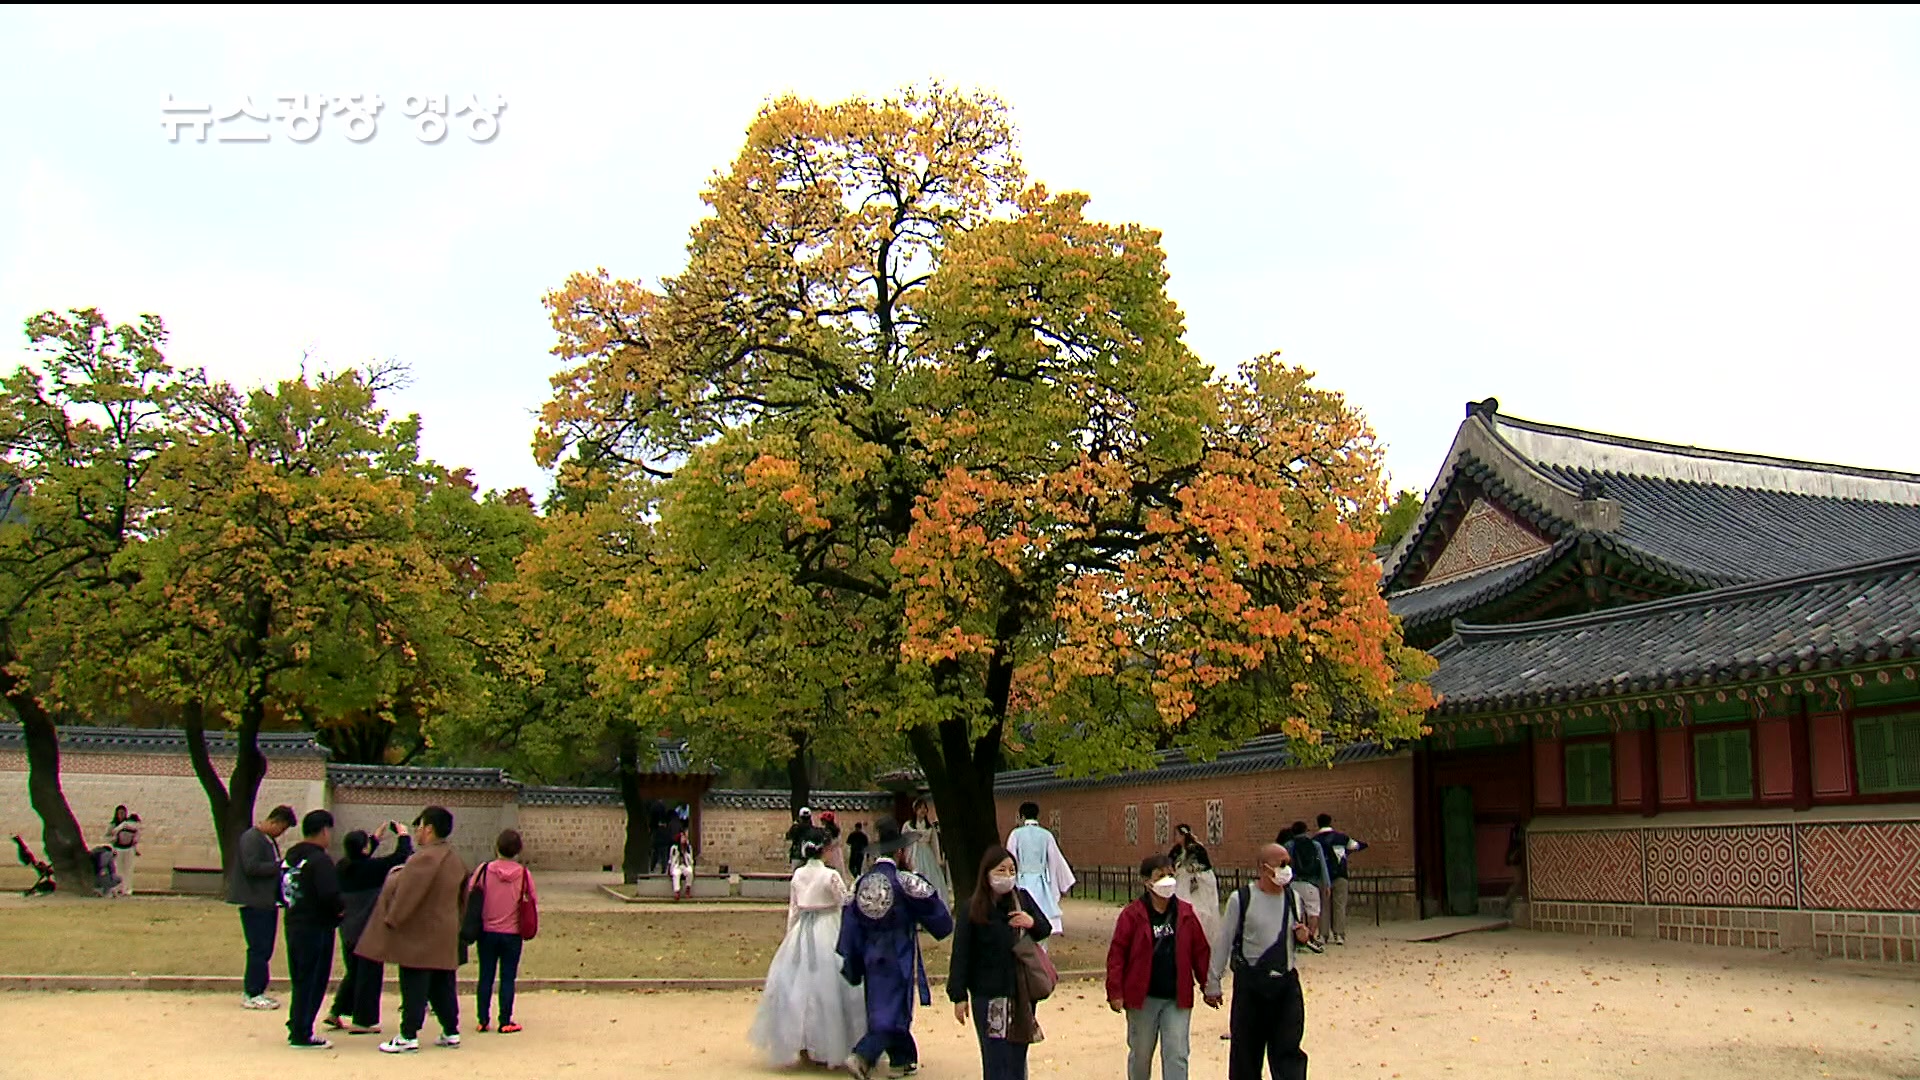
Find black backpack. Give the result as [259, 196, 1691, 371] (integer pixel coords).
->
[1288, 835, 1325, 881]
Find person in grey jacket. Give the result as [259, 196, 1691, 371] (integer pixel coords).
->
[226, 804, 297, 1009]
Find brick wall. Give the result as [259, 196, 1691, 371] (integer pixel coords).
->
[0, 748, 326, 877]
[516, 804, 627, 871]
[993, 754, 1415, 877]
[331, 788, 519, 871]
[700, 807, 796, 873]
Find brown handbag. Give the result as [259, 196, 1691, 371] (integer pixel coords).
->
[1007, 889, 1059, 1002]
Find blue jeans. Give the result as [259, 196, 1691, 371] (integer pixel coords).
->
[239, 906, 278, 997]
[1127, 997, 1192, 1080]
[970, 997, 1030, 1079]
[476, 931, 524, 1025]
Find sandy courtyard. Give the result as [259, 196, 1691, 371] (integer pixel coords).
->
[6, 922, 1917, 1080]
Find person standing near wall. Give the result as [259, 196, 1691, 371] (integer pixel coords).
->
[1007, 802, 1076, 947]
[1205, 843, 1310, 1080]
[1277, 824, 1326, 955]
[847, 822, 870, 877]
[1168, 824, 1221, 952]
[904, 800, 951, 906]
[788, 807, 816, 871]
[470, 828, 539, 1034]
[358, 806, 469, 1054]
[282, 809, 344, 1050]
[228, 804, 297, 1010]
[106, 805, 142, 897]
[327, 821, 413, 1034]
[1310, 814, 1367, 946]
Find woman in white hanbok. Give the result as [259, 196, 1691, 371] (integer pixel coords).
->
[902, 800, 951, 907]
[1170, 823, 1221, 951]
[747, 834, 866, 1066]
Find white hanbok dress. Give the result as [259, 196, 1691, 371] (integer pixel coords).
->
[747, 859, 866, 1065]
[903, 821, 950, 907]
[1172, 843, 1222, 951]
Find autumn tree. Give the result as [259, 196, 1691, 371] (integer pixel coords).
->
[1377, 489, 1423, 550]
[0, 309, 192, 888]
[538, 87, 1435, 882]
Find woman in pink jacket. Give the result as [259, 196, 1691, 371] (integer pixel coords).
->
[469, 829, 539, 1033]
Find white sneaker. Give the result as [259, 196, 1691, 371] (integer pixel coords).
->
[435, 1034, 461, 1048]
[242, 995, 276, 1010]
[259, 995, 283, 1008]
[378, 1037, 420, 1054]
[844, 1054, 872, 1080]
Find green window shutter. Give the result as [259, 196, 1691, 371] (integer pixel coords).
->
[1695, 733, 1725, 801]
[1893, 716, 1920, 790]
[1564, 743, 1613, 806]
[1563, 745, 1587, 804]
[1720, 730, 1753, 800]
[1857, 714, 1920, 794]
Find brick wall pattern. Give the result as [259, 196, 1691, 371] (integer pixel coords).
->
[1644, 825, 1795, 908]
[1796, 822, 1920, 912]
[1527, 830, 1646, 903]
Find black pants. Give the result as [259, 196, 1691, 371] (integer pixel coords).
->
[398, 967, 459, 1040]
[476, 931, 524, 1025]
[284, 924, 334, 1044]
[850, 851, 866, 875]
[650, 844, 671, 874]
[851, 1024, 917, 1068]
[1228, 969, 1307, 1080]
[329, 944, 383, 1027]
[239, 906, 278, 997]
[970, 996, 1031, 1079]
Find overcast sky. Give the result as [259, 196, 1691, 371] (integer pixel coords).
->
[4, 5, 1917, 501]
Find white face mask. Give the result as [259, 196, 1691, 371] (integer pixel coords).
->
[1149, 877, 1178, 899]
[1269, 865, 1294, 887]
[989, 873, 1016, 894]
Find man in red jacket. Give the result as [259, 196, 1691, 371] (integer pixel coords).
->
[1106, 854, 1214, 1080]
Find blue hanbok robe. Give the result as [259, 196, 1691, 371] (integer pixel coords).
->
[836, 858, 954, 1042]
[1007, 820, 1076, 935]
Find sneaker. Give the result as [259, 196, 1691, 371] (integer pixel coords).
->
[499, 1022, 522, 1034]
[347, 1024, 381, 1035]
[1333, 935, 1347, 946]
[477, 1022, 490, 1033]
[435, 1034, 461, 1048]
[844, 1053, 873, 1080]
[289, 1038, 332, 1050]
[323, 1015, 347, 1031]
[1305, 941, 1326, 954]
[888, 1065, 920, 1078]
[378, 1037, 419, 1054]
[242, 995, 277, 1010]
[259, 995, 283, 1008]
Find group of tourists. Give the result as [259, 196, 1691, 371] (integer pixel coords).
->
[224, 802, 540, 1053]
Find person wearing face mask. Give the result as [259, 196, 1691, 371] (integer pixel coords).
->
[1205, 843, 1310, 1080]
[1105, 855, 1213, 1080]
[947, 846, 1051, 1080]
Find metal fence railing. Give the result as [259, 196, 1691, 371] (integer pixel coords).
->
[1075, 866, 1417, 926]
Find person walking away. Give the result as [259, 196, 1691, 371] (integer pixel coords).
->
[282, 810, 344, 1049]
[327, 821, 413, 1034]
[819, 811, 849, 882]
[1206, 843, 1310, 1080]
[903, 800, 951, 905]
[848, 822, 870, 877]
[106, 806, 142, 897]
[356, 805, 470, 1054]
[470, 829, 538, 1033]
[749, 831, 865, 1066]
[836, 816, 954, 1080]
[1007, 802, 1075, 947]
[1310, 815, 1367, 946]
[1108, 855, 1212, 1080]
[788, 807, 816, 870]
[228, 804, 297, 1009]
[1168, 824, 1221, 951]
[1278, 824, 1326, 954]
[667, 828, 695, 900]
[949, 846, 1053, 1080]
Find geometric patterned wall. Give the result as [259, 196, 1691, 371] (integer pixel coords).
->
[1528, 830, 1646, 902]
[1644, 825, 1795, 908]
[1798, 822, 1920, 912]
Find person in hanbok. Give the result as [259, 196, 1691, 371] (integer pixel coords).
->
[749, 831, 866, 1067]
[818, 810, 850, 882]
[903, 800, 950, 905]
[1006, 801, 1076, 948]
[836, 817, 954, 1080]
[1169, 822, 1222, 951]
[667, 829, 695, 901]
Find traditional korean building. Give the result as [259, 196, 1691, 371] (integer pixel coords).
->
[1387, 399, 1920, 962]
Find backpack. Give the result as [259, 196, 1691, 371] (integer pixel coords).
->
[280, 851, 306, 909]
[1289, 835, 1325, 881]
[1229, 883, 1301, 1000]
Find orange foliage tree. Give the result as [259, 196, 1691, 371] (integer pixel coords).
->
[536, 87, 1433, 880]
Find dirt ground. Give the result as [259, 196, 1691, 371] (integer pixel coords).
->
[5, 914, 1917, 1079]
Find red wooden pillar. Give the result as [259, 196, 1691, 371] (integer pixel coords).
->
[1789, 696, 1814, 811]
[1413, 740, 1439, 918]
[1640, 722, 1659, 818]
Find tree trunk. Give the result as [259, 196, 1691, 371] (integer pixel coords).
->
[616, 727, 648, 883]
[908, 714, 1004, 903]
[183, 701, 234, 869]
[1, 662, 92, 891]
[786, 732, 812, 821]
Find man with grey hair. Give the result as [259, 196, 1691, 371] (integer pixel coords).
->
[1205, 842, 1310, 1079]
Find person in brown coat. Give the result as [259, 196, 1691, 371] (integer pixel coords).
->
[356, 805, 469, 1054]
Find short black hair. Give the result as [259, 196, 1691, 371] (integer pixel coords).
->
[1019, 802, 1040, 820]
[266, 805, 297, 827]
[1139, 854, 1173, 879]
[301, 809, 333, 838]
[1289, 820, 1308, 836]
[496, 828, 523, 858]
[343, 830, 371, 859]
[416, 805, 454, 838]
[1317, 813, 1333, 828]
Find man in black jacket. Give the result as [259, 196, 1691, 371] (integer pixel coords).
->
[326, 822, 413, 1033]
[228, 804, 297, 1009]
[282, 809, 344, 1049]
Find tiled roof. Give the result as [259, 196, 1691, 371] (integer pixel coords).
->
[1427, 550, 1920, 715]
[994, 739, 1400, 794]
[0, 724, 329, 759]
[519, 785, 623, 807]
[643, 739, 711, 776]
[1382, 403, 1920, 630]
[702, 789, 895, 811]
[326, 764, 519, 791]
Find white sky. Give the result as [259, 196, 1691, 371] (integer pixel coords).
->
[3, 5, 1918, 500]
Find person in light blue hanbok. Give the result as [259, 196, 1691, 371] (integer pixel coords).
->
[1006, 801, 1075, 949]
